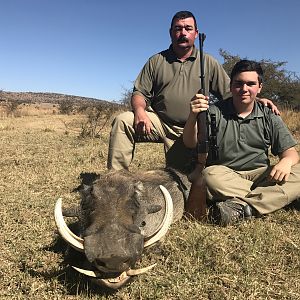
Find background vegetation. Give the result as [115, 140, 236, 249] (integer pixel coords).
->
[220, 50, 300, 108]
[0, 53, 299, 299]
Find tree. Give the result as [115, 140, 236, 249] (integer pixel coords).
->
[119, 85, 133, 109]
[219, 49, 300, 108]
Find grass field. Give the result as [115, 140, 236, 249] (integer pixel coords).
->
[0, 107, 300, 300]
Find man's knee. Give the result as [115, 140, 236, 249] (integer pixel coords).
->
[111, 111, 134, 131]
[291, 163, 300, 177]
[202, 165, 229, 189]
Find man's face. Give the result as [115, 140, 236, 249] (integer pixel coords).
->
[170, 17, 198, 50]
[230, 71, 262, 106]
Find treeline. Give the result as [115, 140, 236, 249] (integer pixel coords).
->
[220, 50, 300, 109]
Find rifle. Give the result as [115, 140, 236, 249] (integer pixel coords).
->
[186, 33, 218, 220]
[197, 33, 209, 162]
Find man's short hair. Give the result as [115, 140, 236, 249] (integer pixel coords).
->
[230, 59, 264, 84]
[170, 11, 198, 30]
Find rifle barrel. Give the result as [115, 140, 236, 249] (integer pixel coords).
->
[197, 32, 208, 154]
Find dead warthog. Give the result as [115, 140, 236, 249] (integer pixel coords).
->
[54, 168, 190, 289]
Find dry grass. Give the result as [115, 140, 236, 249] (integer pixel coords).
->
[0, 102, 59, 118]
[281, 108, 300, 139]
[0, 108, 300, 300]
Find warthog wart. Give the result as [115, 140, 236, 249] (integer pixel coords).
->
[54, 168, 190, 289]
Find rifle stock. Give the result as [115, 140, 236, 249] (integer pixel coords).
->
[186, 33, 208, 221]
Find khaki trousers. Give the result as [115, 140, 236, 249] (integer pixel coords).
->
[202, 164, 300, 214]
[107, 110, 194, 173]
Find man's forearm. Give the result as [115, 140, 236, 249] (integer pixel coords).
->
[279, 147, 300, 166]
[131, 94, 147, 113]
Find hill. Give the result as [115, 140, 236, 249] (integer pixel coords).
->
[0, 90, 113, 105]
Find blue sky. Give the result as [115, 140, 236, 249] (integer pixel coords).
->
[0, 0, 299, 101]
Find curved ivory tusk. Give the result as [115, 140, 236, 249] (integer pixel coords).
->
[72, 266, 100, 278]
[144, 185, 173, 247]
[54, 198, 84, 252]
[72, 263, 156, 278]
[72, 266, 131, 289]
[126, 263, 157, 276]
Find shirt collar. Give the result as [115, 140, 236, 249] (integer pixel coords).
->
[245, 101, 265, 119]
[223, 99, 265, 119]
[167, 45, 197, 62]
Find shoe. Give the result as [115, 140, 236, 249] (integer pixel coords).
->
[209, 199, 253, 227]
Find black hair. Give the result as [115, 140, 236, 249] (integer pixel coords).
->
[170, 11, 197, 30]
[230, 59, 264, 84]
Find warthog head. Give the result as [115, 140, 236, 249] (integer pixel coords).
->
[54, 169, 186, 289]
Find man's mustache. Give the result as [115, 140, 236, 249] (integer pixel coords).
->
[177, 36, 189, 43]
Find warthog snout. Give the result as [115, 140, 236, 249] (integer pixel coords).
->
[84, 222, 144, 273]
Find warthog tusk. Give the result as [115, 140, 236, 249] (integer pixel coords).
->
[72, 266, 131, 289]
[144, 185, 173, 247]
[126, 263, 157, 276]
[72, 263, 156, 289]
[91, 273, 132, 289]
[54, 198, 84, 252]
[72, 263, 157, 278]
[72, 266, 100, 278]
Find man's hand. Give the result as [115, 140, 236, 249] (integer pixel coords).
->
[269, 147, 300, 182]
[269, 158, 293, 182]
[134, 108, 152, 135]
[257, 98, 280, 115]
[190, 94, 209, 115]
[183, 93, 209, 149]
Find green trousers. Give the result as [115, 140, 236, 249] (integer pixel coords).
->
[107, 110, 193, 173]
[202, 164, 300, 214]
